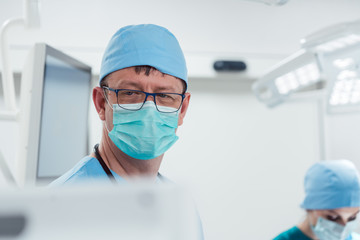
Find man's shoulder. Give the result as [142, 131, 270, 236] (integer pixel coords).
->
[49, 156, 108, 186]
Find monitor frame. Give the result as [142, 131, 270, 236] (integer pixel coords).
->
[18, 43, 92, 186]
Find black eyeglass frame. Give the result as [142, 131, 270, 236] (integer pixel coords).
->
[102, 86, 185, 113]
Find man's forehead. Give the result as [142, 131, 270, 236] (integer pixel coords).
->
[319, 208, 360, 216]
[106, 68, 184, 91]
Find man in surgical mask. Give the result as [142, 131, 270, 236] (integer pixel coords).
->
[273, 159, 360, 240]
[48, 24, 203, 240]
[50, 24, 190, 184]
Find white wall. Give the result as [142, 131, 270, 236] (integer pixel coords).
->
[155, 78, 321, 239]
[323, 111, 360, 167]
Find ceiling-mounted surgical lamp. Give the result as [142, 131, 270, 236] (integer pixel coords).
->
[252, 19, 360, 113]
[252, 49, 320, 107]
[306, 21, 360, 113]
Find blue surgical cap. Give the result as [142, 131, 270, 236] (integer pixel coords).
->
[99, 24, 187, 88]
[301, 159, 360, 210]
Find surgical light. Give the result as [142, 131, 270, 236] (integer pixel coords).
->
[252, 50, 321, 107]
[333, 58, 355, 69]
[252, 19, 360, 113]
[328, 68, 360, 107]
[316, 34, 360, 53]
[274, 63, 319, 95]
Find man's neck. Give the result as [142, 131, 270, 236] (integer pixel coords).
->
[91, 133, 163, 179]
[298, 218, 317, 240]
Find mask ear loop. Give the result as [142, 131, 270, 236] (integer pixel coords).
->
[102, 87, 113, 133]
[104, 120, 111, 133]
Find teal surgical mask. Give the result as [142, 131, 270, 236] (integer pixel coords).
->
[107, 101, 179, 160]
[311, 217, 358, 240]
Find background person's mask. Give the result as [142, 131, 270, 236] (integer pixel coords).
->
[311, 217, 357, 240]
[108, 101, 179, 160]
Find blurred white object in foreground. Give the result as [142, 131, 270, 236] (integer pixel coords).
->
[0, 183, 200, 240]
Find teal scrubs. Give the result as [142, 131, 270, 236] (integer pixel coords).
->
[273, 226, 311, 240]
[274, 226, 360, 240]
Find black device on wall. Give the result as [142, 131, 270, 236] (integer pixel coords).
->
[213, 60, 247, 72]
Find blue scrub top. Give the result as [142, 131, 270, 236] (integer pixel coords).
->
[50, 156, 128, 186]
[50, 156, 204, 240]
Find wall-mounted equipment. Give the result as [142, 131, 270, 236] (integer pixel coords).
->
[213, 60, 247, 72]
[0, 0, 41, 118]
[0, 0, 41, 185]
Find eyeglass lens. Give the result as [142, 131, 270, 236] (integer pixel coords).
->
[116, 90, 183, 112]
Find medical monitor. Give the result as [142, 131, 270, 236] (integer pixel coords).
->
[19, 43, 92, 185]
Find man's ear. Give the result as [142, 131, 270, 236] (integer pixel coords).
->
[178, 92, 191, 126]
[93, 87, 106, 121]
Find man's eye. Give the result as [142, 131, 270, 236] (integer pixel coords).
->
[348, 216, 357, 222]
[157, 93, 170, 98]
[122, 91, 138, 96]
[327, 215, 340, 222]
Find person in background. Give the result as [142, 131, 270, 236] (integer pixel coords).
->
[51, 24, 190, 185]
[274, 159, 360, 240]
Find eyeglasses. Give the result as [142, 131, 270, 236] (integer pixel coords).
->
[102, 86, 185, 113]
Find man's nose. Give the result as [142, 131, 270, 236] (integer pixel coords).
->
[144, 94, 156, 103]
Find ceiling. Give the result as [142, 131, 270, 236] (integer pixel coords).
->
[0, 0, 360, 79]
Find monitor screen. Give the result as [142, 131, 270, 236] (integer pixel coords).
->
[37, 52, 91, 180]
[20, 43, 92, 185]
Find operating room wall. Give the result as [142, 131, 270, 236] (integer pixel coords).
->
[87, 76, 322, 240]
[323, 111, 360, 166]
[0, 76, 21, 186]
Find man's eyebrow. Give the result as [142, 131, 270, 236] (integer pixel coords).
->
[326, 210, 339, 215]
[327, 209, 360, 218]
[110, 80, 141, 89]
[154, 86, 181, 93]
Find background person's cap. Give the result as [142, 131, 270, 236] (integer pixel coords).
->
[301, 159, 360, 210]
